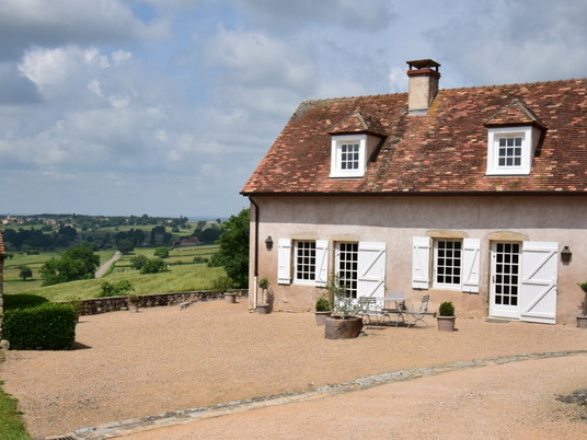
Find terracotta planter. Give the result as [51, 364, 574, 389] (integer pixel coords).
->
[577, 315, 587, 328]
[128, 301, 139, 313]
[437, 315, 456, 332]
[315, 311, 332, 326]
[225, 293, 237, 303]
[257, 304, 270, 314]
[325, 316, 363, 339]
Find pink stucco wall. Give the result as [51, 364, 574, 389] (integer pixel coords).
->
[247, 194, 587, 325]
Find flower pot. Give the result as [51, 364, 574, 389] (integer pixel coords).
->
[325, 316, 363, 339]
[437, 315, 456, 332]
[257, 304, 270, 314]
[315, 311, 332, 326]
[577, 315, 587, 329]
[225, 293, 237, 303]
[128, 302, 139, 313]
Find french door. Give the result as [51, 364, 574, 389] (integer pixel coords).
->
[490, 241, 558, 323]
[490, 242, 521, 319]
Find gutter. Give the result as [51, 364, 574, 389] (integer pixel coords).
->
[248, 196, 260, 309]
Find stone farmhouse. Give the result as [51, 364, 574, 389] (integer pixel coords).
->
[241, 59, 587, 325]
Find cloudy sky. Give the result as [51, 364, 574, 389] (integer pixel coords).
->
[1, 0, 586, 218]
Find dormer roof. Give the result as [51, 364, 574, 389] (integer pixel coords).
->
[328, 110, 386, 137]
[484, 98, 547, 129]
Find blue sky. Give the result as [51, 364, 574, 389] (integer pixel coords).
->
[1, 0, 586, 218]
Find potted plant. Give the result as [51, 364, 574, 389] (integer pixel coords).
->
[577, 282, 587, 328]
[324, 276, 363, 339]
[314, 294, 332, 326]
[127, 294, 140, 313]
[437, 301, 456, 332]
[257, 277, 271, 314]
[224, 289, 238, 304]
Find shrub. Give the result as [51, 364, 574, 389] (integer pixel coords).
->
[192, 256, 208, 264]
[3, 303, 76, 350]
[438, 301, 455, 316]
[315, 295, 331, 312]
[4, 294, 49, 311]
[212, 275, 233, 291]
[100, 280, 134, 297]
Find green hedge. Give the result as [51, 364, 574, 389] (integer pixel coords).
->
[4, 294, 49, 310]
[3, 303, 76, 350]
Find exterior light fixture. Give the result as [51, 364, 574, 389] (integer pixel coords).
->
[561, 246, 572, 263]
[265, 236, 274, 250]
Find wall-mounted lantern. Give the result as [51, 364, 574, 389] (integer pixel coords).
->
[561, 246, 572, 264]
[265, 236, 274, 251]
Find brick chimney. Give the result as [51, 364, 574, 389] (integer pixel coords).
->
[406, 59, 441, 114]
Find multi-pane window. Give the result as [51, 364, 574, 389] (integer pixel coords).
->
[336, 242, 359, 298]
[497, 136, 522, 167]
[494, 243, 520, 306]
[434, 240, 462, 288]
[340, 143, 360, 171]
[294, 241, 316, 282]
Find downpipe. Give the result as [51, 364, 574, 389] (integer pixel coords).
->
[249, 197, 260, 310]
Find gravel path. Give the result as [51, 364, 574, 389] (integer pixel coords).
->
[1, 300, 587, 439]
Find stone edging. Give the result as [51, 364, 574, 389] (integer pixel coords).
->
[50, 350, 587, 440]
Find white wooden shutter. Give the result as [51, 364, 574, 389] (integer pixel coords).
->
[412, 236, 431, 289]
[520, 241, 557, 324]
[277, 238, 292, 285]
[462, 238, 481, 293]
[357, 242, 386, 299]
[315, 240, 329, 287]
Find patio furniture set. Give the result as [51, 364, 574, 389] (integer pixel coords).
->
[357, 292, 436, 328]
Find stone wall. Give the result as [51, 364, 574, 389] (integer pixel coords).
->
[73, 290, 248, 316]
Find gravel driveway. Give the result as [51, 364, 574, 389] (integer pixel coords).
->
[1, 300, 587, 439]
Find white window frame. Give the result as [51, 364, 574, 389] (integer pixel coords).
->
[294, 240, 317, 285]
[433, 239, 462, 290]
[412, 236, 480, 293]
[486, 126, 538, 175]
[330, 134, 367, 178]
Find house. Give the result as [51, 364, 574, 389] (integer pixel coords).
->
[241, 59, 587, 325]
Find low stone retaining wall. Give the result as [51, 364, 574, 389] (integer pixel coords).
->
[74, 290, 248, 316]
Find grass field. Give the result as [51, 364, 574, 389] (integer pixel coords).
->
[3, 245, 225, 302]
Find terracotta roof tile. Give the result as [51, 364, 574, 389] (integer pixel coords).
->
[242, 78, 587, 195]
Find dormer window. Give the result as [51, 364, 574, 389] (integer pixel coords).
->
[486, 127, 536, 175]
[330, 134, 367, 177]
[484, 99, 546, 176]
[328, 110, 386, 179]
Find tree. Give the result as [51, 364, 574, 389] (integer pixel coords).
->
[40, 246, 100, 286]
[208, 208, 250, 288]
[140, 258, 167, 274]
[18, 265, 33, 281]
[117, 239, 135, 255]
[130, 254, 149, 270]
[154, 247, 169, 258]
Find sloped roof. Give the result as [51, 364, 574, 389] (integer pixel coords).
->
[242, 78, 587, 195]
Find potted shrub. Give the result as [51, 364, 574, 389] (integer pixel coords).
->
[224, 289, 238, 304]
[257, 277, 271, 314]
[324, 276, 363, 339]
[577, 282, 587, 328]
[127, 294, 140, 313]
[314, 294, 332, 326]
[437, 301, 456, 332]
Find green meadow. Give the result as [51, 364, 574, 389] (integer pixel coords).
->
[3, 245, 224, 302]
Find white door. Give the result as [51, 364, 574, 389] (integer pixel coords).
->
[490, 242, 521, 319]
[490, 241, 558, 323]
[519, 241, 557, 324]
